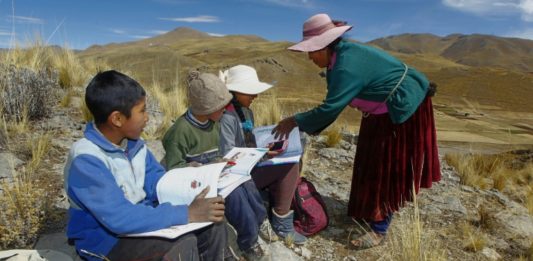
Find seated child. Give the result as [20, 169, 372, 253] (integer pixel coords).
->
[64, 70, 227, 261]
[162, 71, 268, 260]
[219, 65, 307, 244]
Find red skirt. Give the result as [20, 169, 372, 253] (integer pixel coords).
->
[347, 96, 441, 221]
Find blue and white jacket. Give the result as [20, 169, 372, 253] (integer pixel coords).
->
[64, 122, 188, 260]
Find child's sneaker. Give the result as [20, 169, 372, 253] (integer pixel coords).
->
[259, 219, 279, 242]
[241, 241, 269, 261]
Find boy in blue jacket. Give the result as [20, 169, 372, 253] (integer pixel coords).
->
[64, 70, 227, 261]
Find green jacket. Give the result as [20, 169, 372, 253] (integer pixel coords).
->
[294, 40, 429, 134]
[161, 112, 220, 170]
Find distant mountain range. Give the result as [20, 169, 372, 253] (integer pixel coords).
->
[368, 33, 533, 72]
[77, 27, 533, 114]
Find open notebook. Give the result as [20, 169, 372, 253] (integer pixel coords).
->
[253, 125, 303, 166]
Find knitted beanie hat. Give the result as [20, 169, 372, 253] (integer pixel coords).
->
[187, 70, 232, 115]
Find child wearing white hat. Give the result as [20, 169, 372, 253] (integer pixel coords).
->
[219, 65, 307, 246]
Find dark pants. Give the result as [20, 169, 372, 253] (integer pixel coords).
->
[224, 179, 266, 251]
[107, 221, 227, 261]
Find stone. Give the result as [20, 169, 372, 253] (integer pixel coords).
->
[318, 148, 352, 161]
[34, 233, 78, 259]
[0, 152, 23, 180]
[431, 196, 467, 216]
[492, 210, 533, 249]
[269, 242, 303, 261]
[0, 249, 73, 261]
[300, 247, 312, 259]
[480, 247, 501, 261]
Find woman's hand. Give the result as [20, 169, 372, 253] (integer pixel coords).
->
[272, 116, 298, 140]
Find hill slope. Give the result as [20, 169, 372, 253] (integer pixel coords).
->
[369, 33, 533, 72]
[78, 29, 533, 115]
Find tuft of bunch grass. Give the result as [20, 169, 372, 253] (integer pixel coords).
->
[251, 92, 282, 127]
[459, 222, 487, 253]
[445, 151, 533, 214]
[2, 38, 90, 89]
[445, 152, 513, 190]
[387, 188, 447, 261]
[324, 125, 342, 148]
[143, 79, 188, 140]
[0, 178, 50, 249]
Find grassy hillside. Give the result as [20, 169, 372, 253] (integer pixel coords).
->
[78, 28, 533, 127]
[370, 33, 533, 72]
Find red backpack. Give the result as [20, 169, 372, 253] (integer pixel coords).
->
[292, 177, 329, 236]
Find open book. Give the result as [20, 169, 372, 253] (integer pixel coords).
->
[221, 147, 268, 175]
[216, 147, 267, 198]
[253, 125, 303, 166]
[124, 163, 227, 239]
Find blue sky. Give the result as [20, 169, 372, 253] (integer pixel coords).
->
[1, 0, 532, 49]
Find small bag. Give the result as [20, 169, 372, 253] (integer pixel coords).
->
[292, 177, 329, 236]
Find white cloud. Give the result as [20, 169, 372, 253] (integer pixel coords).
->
[130, 35, 150, 39]
[150, 30, 169, 35]
[159, 15, 220, 23]
[208, 32, 225, 37]
[8, 15, 44, 24]
[0, 30, 12, 36]
[520, 0, 533, 21]
[110, 29, 127, 35]
[506, 27, 533, 39]
[263, 0, 313, 7]
[442, 0, 533, 21]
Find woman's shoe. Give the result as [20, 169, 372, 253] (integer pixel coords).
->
[270, 209, 307, 245]
[350, 231, 386, 250]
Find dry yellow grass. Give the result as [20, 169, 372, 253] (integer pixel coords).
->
[60, 89, 74, 108]
[4, 107, 30, 135]
[27, 132, 52, 172]
[80, 100, 93, 123]
[0, 128, 54, 248]
[459, 222, 487, 252]
[251, 91, 282, 127]
[0, 178, 50, 249]
[1, 37, 98, 90]
[445, 151, 533, 215]
[143, 79, 188, 140]
[445, 153, 508, 190]
[526, 185, 533, 215]
[324, 125, 343, 148]
[387, 188, 447, 261]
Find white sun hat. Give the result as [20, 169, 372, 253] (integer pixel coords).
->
[219, 65, 273, 95]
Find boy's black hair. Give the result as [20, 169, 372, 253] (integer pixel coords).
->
[85, 70, 146, 124]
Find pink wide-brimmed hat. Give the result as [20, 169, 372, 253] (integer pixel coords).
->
[288, 13, 352, 52]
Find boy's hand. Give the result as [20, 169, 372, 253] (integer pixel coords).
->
[188, 186, 225, 223]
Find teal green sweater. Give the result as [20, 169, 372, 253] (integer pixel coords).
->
[294, 40, 429, 134]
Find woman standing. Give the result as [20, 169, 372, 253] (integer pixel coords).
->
[272, 13, 441, 249]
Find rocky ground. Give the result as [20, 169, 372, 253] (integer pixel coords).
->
[1, 88, 533, 261]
